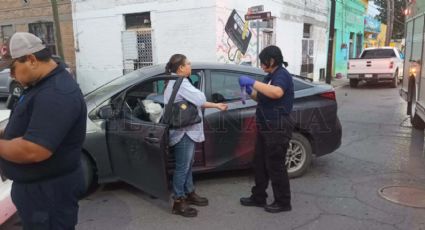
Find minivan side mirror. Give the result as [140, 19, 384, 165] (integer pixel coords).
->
[212, 93, 225, 103]
[98, 105, 114, 119]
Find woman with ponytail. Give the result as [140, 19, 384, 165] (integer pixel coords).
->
[164, 54, 228, 217]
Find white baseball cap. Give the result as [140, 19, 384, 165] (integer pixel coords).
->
[0, 32, 46, 70]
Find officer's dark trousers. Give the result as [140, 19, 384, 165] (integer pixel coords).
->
[251, 118, 292, 206]
[11, 167, 84, 230]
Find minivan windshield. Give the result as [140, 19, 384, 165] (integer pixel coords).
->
[84, 70, 144, 98]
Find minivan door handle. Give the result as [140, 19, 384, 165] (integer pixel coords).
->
[145, 136, 159, 143]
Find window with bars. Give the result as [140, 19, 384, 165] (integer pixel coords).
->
[301, 39, 314, 77]
[122, 30, 153, 74]
[125, 12, 151, 30]
[21, 0, 30, 6]
[28, 22, 56, 55]
[122, 12, 153, 74]
[1, 25, 13, 44]
[303, 23, 311, 38]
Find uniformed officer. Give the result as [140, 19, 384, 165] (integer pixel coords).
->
[0, 32, 87, 229]
[238, 45, 294, 213]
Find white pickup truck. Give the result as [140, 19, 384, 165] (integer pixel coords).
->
[347, 47, 404, 88]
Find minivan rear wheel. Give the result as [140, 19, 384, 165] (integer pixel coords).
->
[286, 133, 312, 178]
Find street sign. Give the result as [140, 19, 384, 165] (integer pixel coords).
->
[250, 21, 271, 29]
[245, 12, 271, 21]
[248, 5, 264, 14]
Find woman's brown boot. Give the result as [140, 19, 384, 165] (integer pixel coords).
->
[172, 197, 198, 217]
[186, 191, 209, 206]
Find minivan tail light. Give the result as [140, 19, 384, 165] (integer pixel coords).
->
[347, 61, 350, 70]
[320, 91, 336, 100]
[389, 61, 394, 69]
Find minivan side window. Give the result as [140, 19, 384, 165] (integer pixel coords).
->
[210, 71, 263, 103]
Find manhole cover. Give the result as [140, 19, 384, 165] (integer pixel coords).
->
[378, 186, 425, 208]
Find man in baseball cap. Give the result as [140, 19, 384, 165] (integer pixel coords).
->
[0, 32, 52, 86]
[0, 32, 87, 229]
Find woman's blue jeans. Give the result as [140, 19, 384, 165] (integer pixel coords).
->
[172, 134, 195, 198]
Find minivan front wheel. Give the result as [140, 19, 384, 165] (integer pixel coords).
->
[286, 133, 312, 178]
[81, 153, 96, 196]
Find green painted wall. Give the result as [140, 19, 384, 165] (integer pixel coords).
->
[333, 0, 366, 77]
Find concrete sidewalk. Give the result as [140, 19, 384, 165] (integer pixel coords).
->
[319, 78, 349, 88]
[0, 110, 10, 122]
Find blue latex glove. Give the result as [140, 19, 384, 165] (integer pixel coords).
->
[245, 85, 253, 95]
[239, 76, 255, 87]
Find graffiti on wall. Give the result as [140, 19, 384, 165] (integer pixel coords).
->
[217, 9, 257, 65]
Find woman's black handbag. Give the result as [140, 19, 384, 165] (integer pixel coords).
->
[163, 77, 202, 129]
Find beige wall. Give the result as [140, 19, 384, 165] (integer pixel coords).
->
[377, 24, 387, 47]
[0, 0, 75, 71]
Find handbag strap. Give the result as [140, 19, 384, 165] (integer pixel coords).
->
[162, 76, 184, 125]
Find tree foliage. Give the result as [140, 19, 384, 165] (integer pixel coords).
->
[373, 0, 406, 39]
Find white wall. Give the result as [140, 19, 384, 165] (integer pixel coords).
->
[302, 0, 329, 81]
[153, 7, 217, 63]
[73, 0, 217, 93]
[73, 0, 330, 93]
[215, 0, 329, 81]
[73, 15, 125, 93]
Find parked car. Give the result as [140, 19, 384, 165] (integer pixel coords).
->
[0, 112, 15, 226]
[76, 63, 342, 200]
[0, 55, 74, 98]
[347, 47, 404, 88]
[0, 68, 22, 98]
[0, 179, 15, 225]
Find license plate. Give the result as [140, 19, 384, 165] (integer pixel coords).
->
[365, 74, 373, 78]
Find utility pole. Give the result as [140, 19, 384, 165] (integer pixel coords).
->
[326, 0, 336, 84]
[385, 0, 394, 46]
[51, 0, 64, 59]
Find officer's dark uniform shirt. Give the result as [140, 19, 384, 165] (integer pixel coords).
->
[0, 63, 87, 183]
[256, 65, 294, 122]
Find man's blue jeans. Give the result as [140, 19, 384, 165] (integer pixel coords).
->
[172, 134, 195, 198]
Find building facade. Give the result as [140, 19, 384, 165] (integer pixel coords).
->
[0, 0, 76, 71]
[332, 0, 366, 78]
[364, 15, 384, 48]
[72, 0, 330, 93]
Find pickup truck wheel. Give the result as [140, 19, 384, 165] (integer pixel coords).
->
[286, 133, 312, 178]
[391, 70, 398, 88]
[349, 79, 359, 88]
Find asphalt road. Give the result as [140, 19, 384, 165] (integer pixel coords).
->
[2, 81, 425, 230]
[0, 98, 7, 110]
